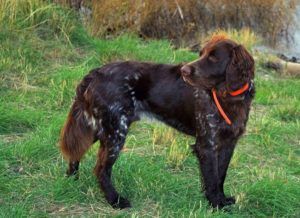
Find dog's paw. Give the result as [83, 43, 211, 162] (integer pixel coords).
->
[66, 168, 79, 180]
[208, 195, 236, 209]
[111, 196, 131, 209]
[223, 196, 235, 205]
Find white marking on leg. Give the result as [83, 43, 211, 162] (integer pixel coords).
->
[84, 111, 89, 120]
[84, 110, 97, 130]
[93, 108, 98, 114]
[120, 115, 128, 130]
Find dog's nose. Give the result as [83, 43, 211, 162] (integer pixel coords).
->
[181, 65, 192, 77]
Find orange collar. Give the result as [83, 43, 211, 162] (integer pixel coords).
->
[212, 83, 249, 125]
[228, 83, 249, 96]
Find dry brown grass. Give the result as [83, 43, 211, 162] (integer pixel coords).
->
[89, 0, 296, 47]
[206, 28, 260, 51]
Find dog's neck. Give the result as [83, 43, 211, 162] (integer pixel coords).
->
[212, 81, 254, 125]
[193, 82, 254, 128]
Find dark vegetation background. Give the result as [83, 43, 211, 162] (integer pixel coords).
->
[59, 0, 297, 47]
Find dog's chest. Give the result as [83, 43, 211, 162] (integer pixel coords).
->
[193, 88, 246, 143]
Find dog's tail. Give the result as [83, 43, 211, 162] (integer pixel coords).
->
[60, 73, 96, 161]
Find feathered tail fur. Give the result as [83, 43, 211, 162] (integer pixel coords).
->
[59, 72, 96, 161]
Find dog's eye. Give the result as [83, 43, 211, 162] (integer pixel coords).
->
[208, 55, 218, 62]
[199, 50, 203, 57]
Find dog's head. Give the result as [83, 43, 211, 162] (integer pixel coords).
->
[181, 35, 254, 92]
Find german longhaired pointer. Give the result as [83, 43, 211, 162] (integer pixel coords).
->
[60, 35, 255, 209]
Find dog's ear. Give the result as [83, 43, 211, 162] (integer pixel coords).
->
[226, 45, 254, 92]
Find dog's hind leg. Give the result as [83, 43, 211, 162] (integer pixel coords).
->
[66, 160, 80, 177]
[94, 112, 132, 209]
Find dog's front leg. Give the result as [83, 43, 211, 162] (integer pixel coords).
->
[193, 138, 223, 208]
[217, 141, 236, 206]
[193, 90, 223, 208]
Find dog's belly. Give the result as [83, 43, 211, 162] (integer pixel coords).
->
[134, 99, 196, 136]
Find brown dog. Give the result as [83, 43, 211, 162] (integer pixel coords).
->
[60, 35, 255, 209]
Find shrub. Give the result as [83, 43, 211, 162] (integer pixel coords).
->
[90, 0, 296, 47]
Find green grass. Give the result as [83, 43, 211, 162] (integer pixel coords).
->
[0, 2, 300, 217]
